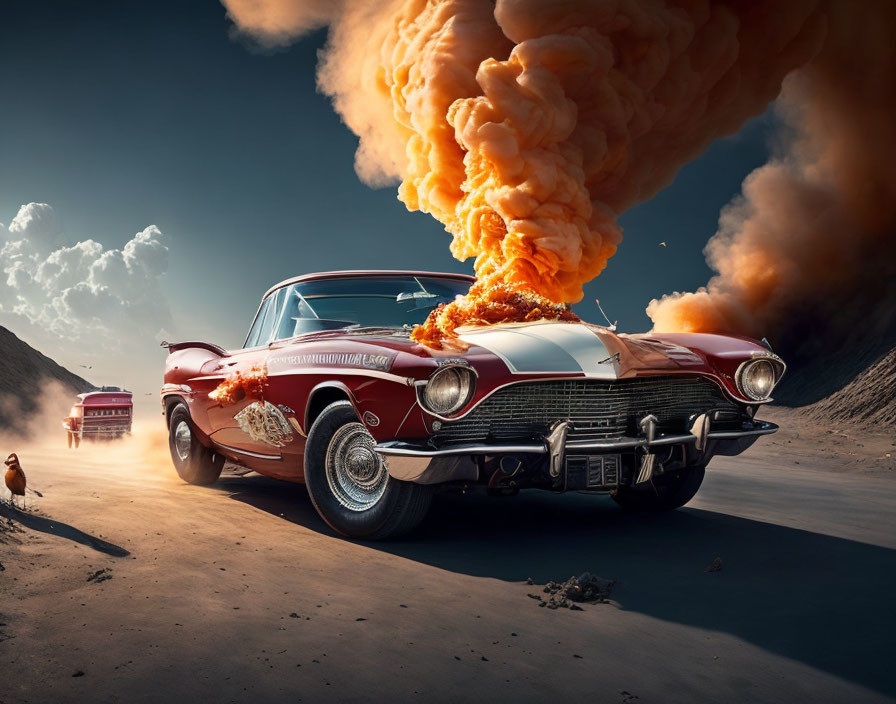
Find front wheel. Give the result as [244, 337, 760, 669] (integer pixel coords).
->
[304, 401, 433, 540]
[168, 404, 224, 485]
[612, 464, 705, 511]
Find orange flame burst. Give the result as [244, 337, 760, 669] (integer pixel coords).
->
[208, 365, 268, 405]
[411, 279, 579, 348]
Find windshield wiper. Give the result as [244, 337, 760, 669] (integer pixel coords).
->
[342, 326, 405, 335]
[396, 290, 438, 303]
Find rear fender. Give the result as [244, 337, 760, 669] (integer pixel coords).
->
[162, 394, 214, 447]
[163, 343, 227, 387]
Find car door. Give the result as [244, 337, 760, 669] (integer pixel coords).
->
[205, 286, 290, 456]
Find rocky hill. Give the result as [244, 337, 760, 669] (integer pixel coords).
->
[0, 325, 94, 427]
[799, 344, 896, 427]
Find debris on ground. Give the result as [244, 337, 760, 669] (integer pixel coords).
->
[86, 568, 112, 584]
[0, 512, 25, 538]
[528, 572, 616, 609]
[705, 557, 723, 573]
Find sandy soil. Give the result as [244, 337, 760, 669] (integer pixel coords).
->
[1, 409, 894, 703]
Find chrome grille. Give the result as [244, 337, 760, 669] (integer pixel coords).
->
[435, 376, 737, 445]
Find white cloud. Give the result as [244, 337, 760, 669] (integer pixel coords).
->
[0, 203, 173, 349]
[7, 201, 63, 250]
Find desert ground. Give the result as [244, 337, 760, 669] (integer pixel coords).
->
[1, 407, 894, 703]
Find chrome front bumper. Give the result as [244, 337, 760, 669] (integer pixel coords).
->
[62, 422, 132, 436]
[377, 420, 778, 484]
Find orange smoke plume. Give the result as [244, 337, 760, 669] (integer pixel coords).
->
[222, 0, 886, 349]
[648, 0, 896, 345]
[209, 365, 268, 405]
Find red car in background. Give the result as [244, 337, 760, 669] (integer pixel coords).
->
[161, 270, 785, 540]
[63, 389, 133, 447]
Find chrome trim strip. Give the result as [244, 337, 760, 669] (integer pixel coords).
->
[566, 435, 694, 450]
[375, 422, 778, 457]
[160, 383, 193, 396]
[377, 442, 548, 457]
[187, 368, 413, 386]
[706, 422, 779, 439]
[268, 368, 415, 385]
[211, 442, 283, 461]
[75, 428, 132, 434]
[394, 401, 419, 437]
[262, 270, 475, 304]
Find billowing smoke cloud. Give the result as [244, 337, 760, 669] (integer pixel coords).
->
[648, 0, 896, 388]
[222, 0, 891, 363]
[222, 0, 831, 344]
[0, 203, 172, 352]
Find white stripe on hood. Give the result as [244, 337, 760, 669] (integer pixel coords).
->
[458, 322, 618, 377]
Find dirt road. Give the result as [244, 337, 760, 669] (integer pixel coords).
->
[1, 409, 894, 703]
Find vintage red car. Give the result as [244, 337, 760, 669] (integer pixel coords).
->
[161, 270, 784, 539]
[63, 389, 133, 447]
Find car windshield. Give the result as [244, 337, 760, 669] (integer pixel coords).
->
[245, 275, 471, 346]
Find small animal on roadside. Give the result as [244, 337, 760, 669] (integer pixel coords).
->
[4, 454, 41, 510]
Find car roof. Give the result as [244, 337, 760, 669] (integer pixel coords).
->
[262, 270, 475, 301]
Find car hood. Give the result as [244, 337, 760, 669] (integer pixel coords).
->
[453, 321, 737, 377]
[454, 321, 628, 377]
[335, 320, 708, 378]
[297, 320, 768, 383]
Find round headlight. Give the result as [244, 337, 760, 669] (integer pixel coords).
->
[422, 366, 475, 416]
[738, 359, 778, 401]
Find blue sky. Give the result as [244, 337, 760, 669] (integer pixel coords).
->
[0, 0, 776, 386]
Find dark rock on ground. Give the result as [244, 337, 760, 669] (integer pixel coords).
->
[531, 572, 616, 610]
[86, 568, 112, 584]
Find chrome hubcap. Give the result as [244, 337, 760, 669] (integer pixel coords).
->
[325, 422, 388, 512]
[174, 420, 192, 462]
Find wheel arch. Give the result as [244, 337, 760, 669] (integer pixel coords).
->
[305, 382, 359, 433]
[163, 394, 215, 447]
[163, 394, 187, 428]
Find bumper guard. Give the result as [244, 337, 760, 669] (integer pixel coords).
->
[377, 421, 778, 484]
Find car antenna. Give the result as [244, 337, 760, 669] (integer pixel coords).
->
[595, 298, 617, 332]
